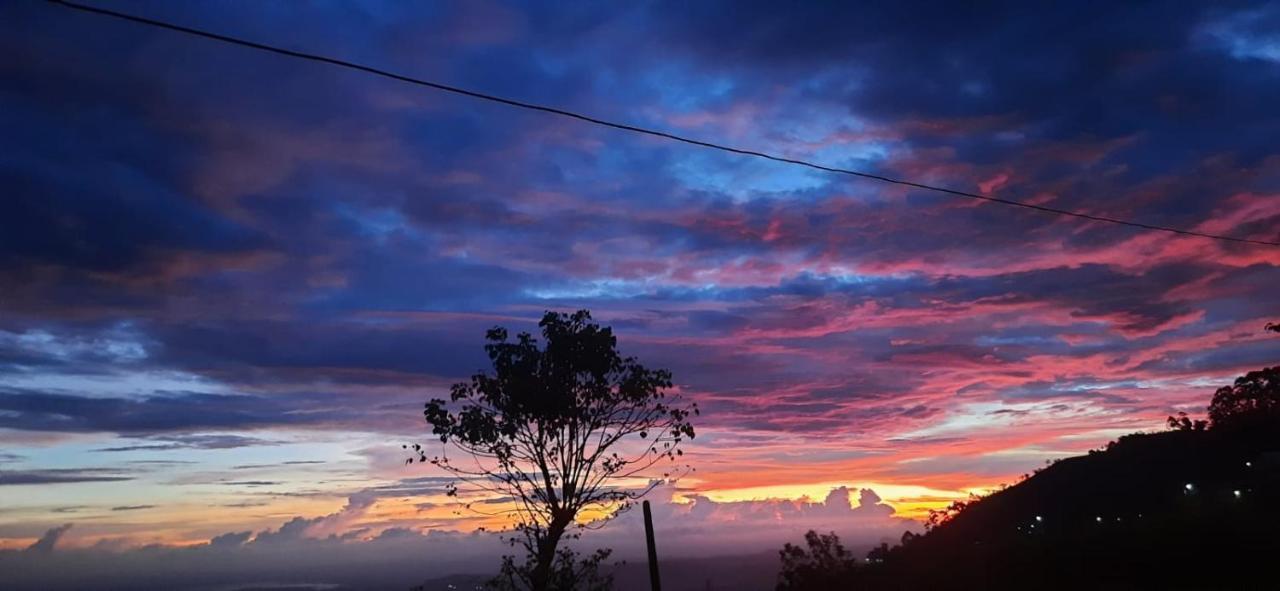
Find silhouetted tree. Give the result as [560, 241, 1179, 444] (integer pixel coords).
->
[1207, 366, 1280, 430]
[777, 530, 858, 591]
[1165, 411, 1207, 432]
[412, 310, 697, 591]
[1265, 321, 1279, 334]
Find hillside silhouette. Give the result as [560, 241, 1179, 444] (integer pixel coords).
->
[781, 366, 1280, 590]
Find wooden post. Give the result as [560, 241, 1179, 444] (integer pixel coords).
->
[643, 500, 662, 591]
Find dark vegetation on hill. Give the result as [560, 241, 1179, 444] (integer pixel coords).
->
[778, 364, 1280, 590]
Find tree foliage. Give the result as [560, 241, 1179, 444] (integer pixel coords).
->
[777, 530, 859, 591]
[925, 498, 975, 531]
[1165, 411, 1207, 432]
[411, 310, 696, 591]
[1207, 366, 1279, 430]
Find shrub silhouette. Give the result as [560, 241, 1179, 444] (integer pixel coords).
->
[776, 530, 857, 591]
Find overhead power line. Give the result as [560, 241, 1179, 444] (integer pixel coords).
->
[48, 0, 1279, 248]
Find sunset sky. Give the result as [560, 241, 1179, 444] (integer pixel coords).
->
[2, 0, 1278, 575]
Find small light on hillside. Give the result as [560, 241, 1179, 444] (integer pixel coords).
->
[1245, 461, 1252, 468]
[1035, 515, 1043, 522]
[1095, 516, 1102, 523]
[1233, 490, 1242, 498]
[1184, 483, 1195, 492]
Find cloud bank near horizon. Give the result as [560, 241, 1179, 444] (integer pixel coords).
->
[3, 483, 915, 591]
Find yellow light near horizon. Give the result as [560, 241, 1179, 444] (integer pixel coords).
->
[890, 500, 953, 520]
[683, 480, 972, 512]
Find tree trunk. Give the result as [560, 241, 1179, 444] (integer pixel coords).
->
[530, 513, 573, 591]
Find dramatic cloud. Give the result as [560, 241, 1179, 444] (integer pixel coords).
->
[0, 1, 1276, 585]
